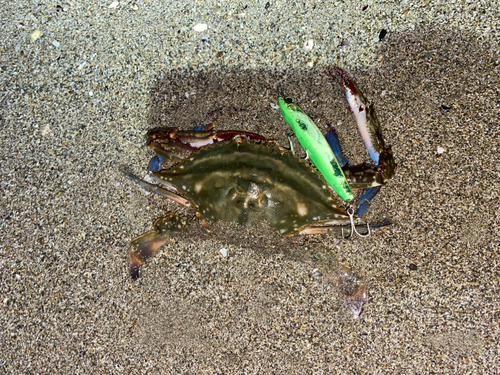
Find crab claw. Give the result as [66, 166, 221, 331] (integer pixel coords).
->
[328, 66, 391, 166]
[146, 127, 267, 163]
[356, 186, 382, 218]
[327, 67, 396, 217]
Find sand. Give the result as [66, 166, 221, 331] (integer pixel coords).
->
[0, 1, 499, 373]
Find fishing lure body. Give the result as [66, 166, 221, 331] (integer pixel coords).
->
[278, 97, 355, 202]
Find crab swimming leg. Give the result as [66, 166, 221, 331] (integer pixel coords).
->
[128, 213, 187, 279]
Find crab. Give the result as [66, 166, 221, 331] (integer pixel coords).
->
[124, 67, 395, 279]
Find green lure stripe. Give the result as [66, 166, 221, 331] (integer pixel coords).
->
[279, 97, 354, 202]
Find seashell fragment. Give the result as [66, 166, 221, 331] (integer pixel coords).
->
[193, 24, 208, 32]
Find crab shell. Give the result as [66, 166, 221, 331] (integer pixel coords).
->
[153, 138, 351, 235]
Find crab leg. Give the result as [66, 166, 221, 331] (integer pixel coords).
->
[146, 127, 267, 165]
[129, 213, 187, 279]
[299, 219, 391, 235]
[356, 186, 381, 218]
[122, 170, 191, 207]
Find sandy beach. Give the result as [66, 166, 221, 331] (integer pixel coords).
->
[1, 1, 499, 373]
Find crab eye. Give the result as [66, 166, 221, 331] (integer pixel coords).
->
[284, 97, 294, 104]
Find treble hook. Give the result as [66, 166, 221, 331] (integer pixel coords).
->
[342, 206, 371, 240]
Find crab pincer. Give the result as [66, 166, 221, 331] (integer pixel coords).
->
[146, 127, 267, 172]
[327, 66, 396, 216]
[327, 66, 395, 180]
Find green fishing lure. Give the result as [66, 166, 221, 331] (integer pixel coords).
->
[278, 96, 354, 202]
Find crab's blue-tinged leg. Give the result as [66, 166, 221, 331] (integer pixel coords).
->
[326, 125, 381, 218]
[356, 186, 382, 218]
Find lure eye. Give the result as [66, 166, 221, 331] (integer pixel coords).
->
[284, 97, 294, 104]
